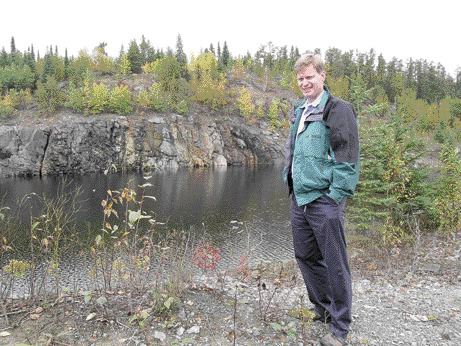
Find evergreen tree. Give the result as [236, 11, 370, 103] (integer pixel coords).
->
[405, 58, 416, 89]
[10, 37, 16, 54]
[376, 54, 386, 87]
[175, 34, 188, 78]
[31, 44, 35, 61]
[221, 41, 230, 68]
[127, 39, 142, 73]
[139, 35, 151, 65]
[0, 48, 9, 67]
[64, 48, 69, 78]
[209, 43, 215, 56]
[41, 53, 55, 82]
[217, 42, 221, 61]
[364, 48, 376, 88]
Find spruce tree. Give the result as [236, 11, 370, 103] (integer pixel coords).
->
[0, 48, 8, 67]
[139, 35, 151, 65]
[175, 34, 188, 79]
[221, 41, 230, 68]
[64, 48, 69, 78]
[127, 40, 142, 73]
[10, 37, 16, 54]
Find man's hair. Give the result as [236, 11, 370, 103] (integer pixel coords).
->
[294, 53, 324, 74]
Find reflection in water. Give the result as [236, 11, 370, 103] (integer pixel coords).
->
[0, 165, 294, 292]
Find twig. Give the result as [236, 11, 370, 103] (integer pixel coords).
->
[116, 318, 131, 329]
[233, 285, 238, 346]
[3, 309, 28, 317]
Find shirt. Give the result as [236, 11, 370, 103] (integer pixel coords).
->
[296, 90, 324, 137]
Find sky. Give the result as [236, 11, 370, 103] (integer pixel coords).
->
[1, 0, 459, 77]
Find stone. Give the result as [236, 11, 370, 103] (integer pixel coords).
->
[0, 112, 286, 177]
[213, 154, 227, 167]
[186, 326, 200, 334]
[153, 331, 166, 342]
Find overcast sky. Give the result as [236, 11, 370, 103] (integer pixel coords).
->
[1, 0, 459, 77]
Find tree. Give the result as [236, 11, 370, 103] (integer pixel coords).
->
[118, 53, 131, 76]
[10, 37, 16, 54]
[139, 35, 151, 65]
[41, 53, 55, 82]
[127, 40, 142, 74]
[64, 48, 69, 78]
[221, 41, 230, 68]
[449, 102, 461, 127]
[175, 34, 188, 79]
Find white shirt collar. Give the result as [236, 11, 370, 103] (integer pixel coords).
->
[302, 90, 324, 109]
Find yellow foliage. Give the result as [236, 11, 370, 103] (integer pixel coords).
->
[237, 87, 255, 118]
[231, 59, 246, 80]
[327, 76, 349, 100]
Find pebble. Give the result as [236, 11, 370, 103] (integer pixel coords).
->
[187, 326, 200, 334]
[153, 331, 166, 342]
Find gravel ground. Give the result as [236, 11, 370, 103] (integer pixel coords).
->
[1, 235, 460, 345]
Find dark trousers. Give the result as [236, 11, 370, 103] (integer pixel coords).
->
[291, 195, 352, 338]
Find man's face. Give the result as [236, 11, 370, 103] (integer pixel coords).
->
[296, 64, 326, 102]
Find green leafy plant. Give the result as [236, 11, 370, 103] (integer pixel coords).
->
[109, 85, 133, 115]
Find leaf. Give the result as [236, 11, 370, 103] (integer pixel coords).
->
[107, 190, 112, 197]
[143, 175, 152, 180]
[31, 221, 41, 231]
[83, 291, 92, 303]
[163, 296, 175, 310]
[270, 322, 282, 331]
[0, 331, 11, 337]
[128, 210, 142, 225]
[96, 296, 107, 306]
[140, 309, 150, 319]
[86, 312, 97, 321]
[95, 235, 102, 246]
[144, 196, 157, 201]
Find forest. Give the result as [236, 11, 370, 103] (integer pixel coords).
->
[0, 34, 460, 243]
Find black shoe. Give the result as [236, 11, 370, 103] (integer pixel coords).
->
[319, 333, 347, 346]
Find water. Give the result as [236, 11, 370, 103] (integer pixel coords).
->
[0, 165, 295, 289]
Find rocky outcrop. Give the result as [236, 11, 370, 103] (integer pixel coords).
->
[0, 112, 286, 177]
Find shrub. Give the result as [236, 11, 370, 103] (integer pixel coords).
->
[87, 83, 109, 115]
[67, 50, 92, 86]
[349, 117, 431, 244]
[0, 94, 14, 116]
[92, 47, 115, 75]
[109, 85, 133, 115]
[433, 144, 461, 235]
[65, 82, 85, 112]
[137, 83, 169, 112]
[35, 76, 64, 115]
[237, 87, 255, 118]
[8, 88, 33, 109]
[268, 98, 282, 128]
[174, 99, 189, 115]
[117, 53, 131, 76]
[0, 64, 35, 91]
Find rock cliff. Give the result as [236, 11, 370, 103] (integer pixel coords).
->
[0, 112, 286, 177]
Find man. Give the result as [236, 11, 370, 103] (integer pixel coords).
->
[283, 53, 360, 346]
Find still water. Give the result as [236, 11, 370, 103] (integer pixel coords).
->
[0, 164, 294, 269]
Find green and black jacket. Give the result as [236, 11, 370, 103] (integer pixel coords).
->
[283, 89, 360, 206]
